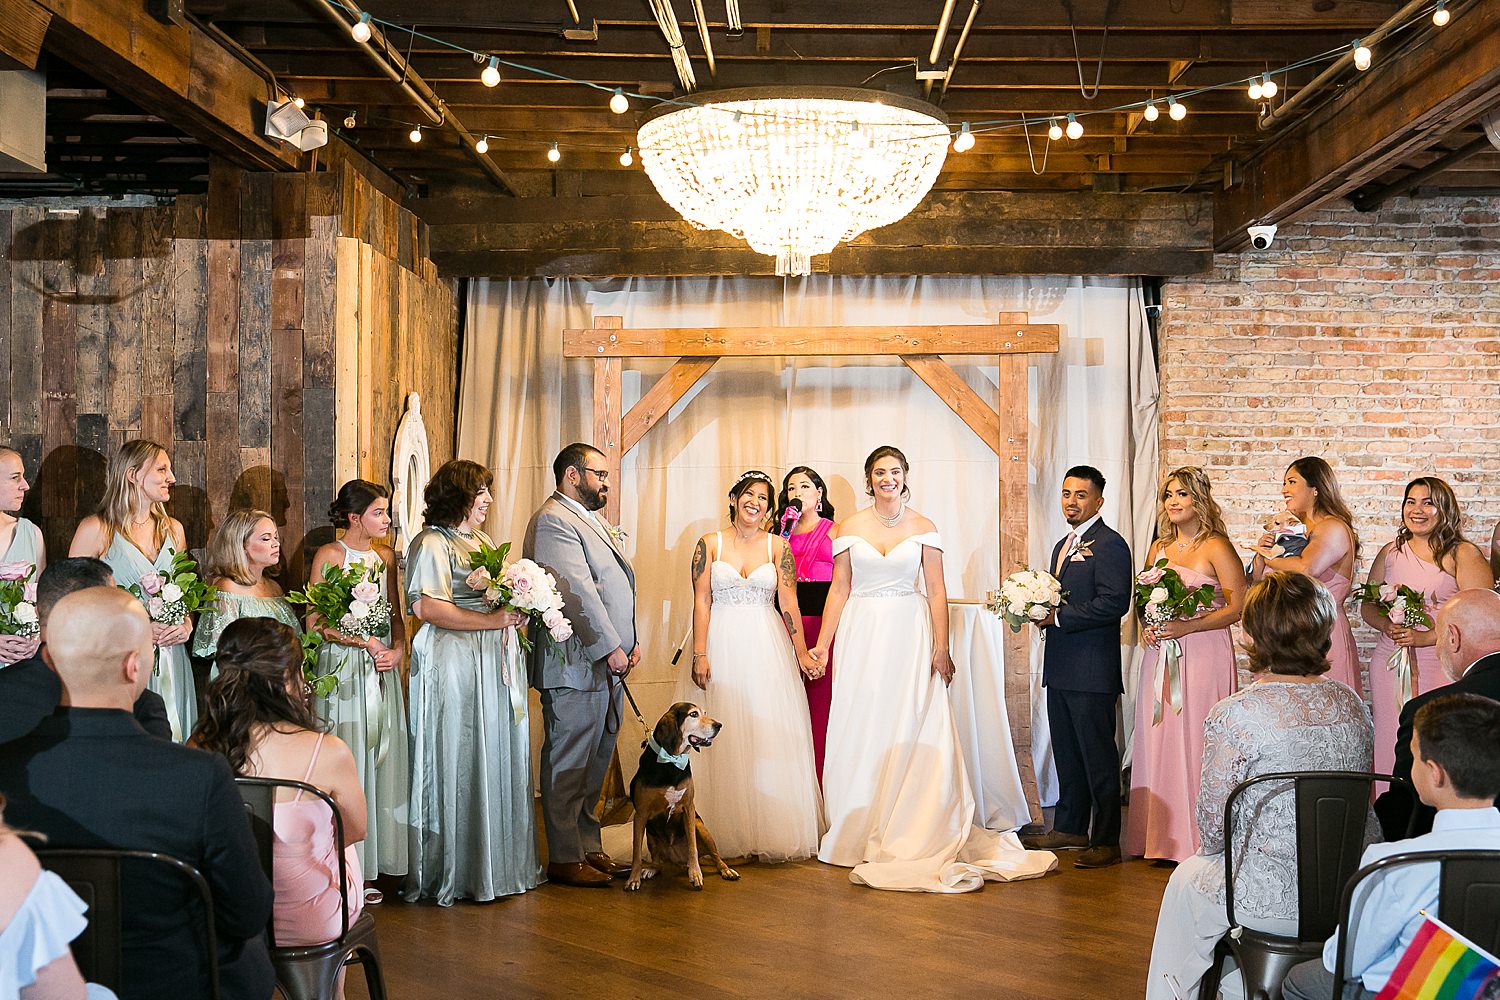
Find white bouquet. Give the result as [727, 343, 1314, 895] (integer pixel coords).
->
[987, 568, 1067, 633]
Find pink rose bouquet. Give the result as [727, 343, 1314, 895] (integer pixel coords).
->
[0, 561, 39, 638]
[126, 552, 216, 627]
[1354, 580, 1431, 707]
[1135, 559, 1218, 725]
[287, 560, 392, 697]
[467, 540, 574, 650]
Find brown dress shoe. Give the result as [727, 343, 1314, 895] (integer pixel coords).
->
[1074, 845, 1122, 869]
[547, 861, 614, 887]
[585, 852, 632, 876]
[1020, 830, 1090, 851]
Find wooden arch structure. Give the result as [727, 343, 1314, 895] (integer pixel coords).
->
[564, 314, 1060, 817]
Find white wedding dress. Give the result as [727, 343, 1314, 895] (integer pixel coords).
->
[674, 533, 824, 861]
[817, 532, 1057, 892]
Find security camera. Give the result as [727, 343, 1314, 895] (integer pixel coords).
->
[1247, 224, 1277, 250]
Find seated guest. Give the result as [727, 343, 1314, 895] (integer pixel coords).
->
[0, 557, 169, 744]
[1375, 589, 1500, 840]
[191, 617, 366, 946]
[0, 587, 273, 1000]
[0, 795, 101, 1000]
[1283, 693, 1500, 1000]
[1145, 572, 1375, 1000]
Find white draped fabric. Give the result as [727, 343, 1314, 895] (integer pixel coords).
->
[458, 276, 1160, 802]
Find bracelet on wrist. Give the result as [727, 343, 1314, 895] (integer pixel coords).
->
[692, 652, 707, 659]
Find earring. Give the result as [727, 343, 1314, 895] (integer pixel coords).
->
[815, 499, 823, 513]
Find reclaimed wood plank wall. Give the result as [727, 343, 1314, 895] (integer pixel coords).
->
[0, 160, 458, 584]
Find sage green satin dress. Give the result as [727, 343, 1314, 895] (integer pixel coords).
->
[192, 591, 301, 677]
[103, 532, 196, 741]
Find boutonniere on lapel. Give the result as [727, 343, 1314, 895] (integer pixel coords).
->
[602, 521, 629, 545]
[1069, 539, 1095, 563]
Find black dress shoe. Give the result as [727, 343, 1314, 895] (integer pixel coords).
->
[1074, 845, 1122, 869]
[1020, 830, 1090, 851]
[547, 861, 614, 887]
[585, 852, 632, 876]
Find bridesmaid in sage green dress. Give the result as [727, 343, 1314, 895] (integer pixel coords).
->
[404, 460, 540, 905]
[70, 440, 196, 740]
[0, 446, 44, 668]
[192, 509, 301, 673]
[309, 479, 409, 896]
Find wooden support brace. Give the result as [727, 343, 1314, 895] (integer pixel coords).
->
[593, 316, 624, 524]
[996, 352, 1039, 823]
[621, 357, 717, 453]
[900, 355, 1002, 455]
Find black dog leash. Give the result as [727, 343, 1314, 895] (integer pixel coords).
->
[607, 674, 650, 736]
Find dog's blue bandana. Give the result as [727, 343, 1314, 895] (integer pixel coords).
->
[646, 733, 690, 770]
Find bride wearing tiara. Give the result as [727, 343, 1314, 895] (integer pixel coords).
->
[676, 470, 824, 862]
[811, 446, 1056, 892]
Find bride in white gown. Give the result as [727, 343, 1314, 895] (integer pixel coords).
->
[677, 471, 825, 862]
[811, 447, 1056, 892]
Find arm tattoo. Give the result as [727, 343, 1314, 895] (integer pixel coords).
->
[691, 539, 708, 582]
[782, 610, 799, 638]
[779, 540, 798, 587]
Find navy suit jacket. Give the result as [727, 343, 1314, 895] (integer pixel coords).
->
[1040, 519, 1133, 695]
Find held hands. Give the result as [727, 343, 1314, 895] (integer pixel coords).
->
[365, 638, 401, 672]
[798, 648, 824, 680]
[606, 646, 631, 677]
[932, 649, 956, 686]
[152, 621, 190, 648]
[0, 633, 40, 663]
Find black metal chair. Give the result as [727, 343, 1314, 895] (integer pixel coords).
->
[36, 847, 221, 1000]
[1332, 849, 1500, 998]
[235, 776, 388, 1000]
[1198, 771, 1415, 1000]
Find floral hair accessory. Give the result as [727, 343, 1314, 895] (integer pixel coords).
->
[728, 470, 775, 497]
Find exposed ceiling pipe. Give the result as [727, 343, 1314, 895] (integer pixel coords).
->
[648, 0, 696, 91]
[1259, 0, 1433, 131]
[921, 0, 959, 98]
[938, 0, 982, 102]
[305, 0, 516, 193]
[690, 0, 717, 78]
[1351, 132, 1495, 210]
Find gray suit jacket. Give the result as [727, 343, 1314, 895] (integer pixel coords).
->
[524, 494, 637, 692]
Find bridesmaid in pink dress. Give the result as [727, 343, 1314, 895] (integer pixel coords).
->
[190, 617, 368, 947]
[1249, 457, 1362, 696]
[778, 467, 837, 783]
[1360, 477, 1493, 773]
[1126, 467, 1246, 863]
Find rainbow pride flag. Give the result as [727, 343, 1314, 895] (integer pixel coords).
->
[1374, 913, 1500, 1000]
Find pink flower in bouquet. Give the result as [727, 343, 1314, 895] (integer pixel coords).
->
[549, 622, 573, 642]
[464, 568, 491, 591]
[1378, 583, 1399, 603]
[351, 581, 381, 604]
[1137, 566, 1165, 586]
[138, 572, 166, 596]
[22, 581, 37, 603]
[340, 611, 359, 631]
[146, 596, 166, 619]
[0, 561, 31, 581]
[505, 565, 535, 595]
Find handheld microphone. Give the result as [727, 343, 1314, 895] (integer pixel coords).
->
[779, 498, 803, 537]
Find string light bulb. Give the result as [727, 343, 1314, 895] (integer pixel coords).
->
[547, 142, 561, 163]
[1432, 1, 1449, 25]
[351, 12, 372, 43]
[619, 146, 634, 166]
[952, 122, 975, 152]
[475, 136, 489, 154]
[1047, 118, 1063, 141]
[610, 88, 629, 114]
[1143, 101, 1159, 122]
[292, 96, 305, 109]
[1248, 79, 1263, 100]
[1261, 73, 1278, 98]
[1065, 113, 1083, 140]
[1353, 39, 1372, 71]
[481, 57, 501, 88]
[343, 112, 357, 129]
[1168, 96, 1187, 120]
[409, 126, 422, 143]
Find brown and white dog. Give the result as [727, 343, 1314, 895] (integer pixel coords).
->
[626, 702, 740, 891]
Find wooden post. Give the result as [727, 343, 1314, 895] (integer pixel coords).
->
[592, 316, 624, 524]
[997, 348, 1040, 823]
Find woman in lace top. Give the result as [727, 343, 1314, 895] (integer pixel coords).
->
[1145, 572, 1375, 1000]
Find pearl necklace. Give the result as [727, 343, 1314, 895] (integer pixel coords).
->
[874, 501, 906, 527]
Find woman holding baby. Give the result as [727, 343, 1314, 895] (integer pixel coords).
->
[1249, 457, 1363, 696]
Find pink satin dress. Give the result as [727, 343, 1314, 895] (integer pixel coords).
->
[789, 517, 835, 783]
[1125, 564, 1237, 862]
[272, 733, 364, 946]
[1314, 564, 1363, 698]
[1367, 544, 1459, 774]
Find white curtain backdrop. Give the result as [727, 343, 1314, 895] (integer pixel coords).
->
[457, 276, 1160, 801]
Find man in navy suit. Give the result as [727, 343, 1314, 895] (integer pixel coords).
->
[1022, 466, 1133, 869]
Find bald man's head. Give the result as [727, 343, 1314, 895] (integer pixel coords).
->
[43, 587, 154, 708]
[1436, 589, 1500, 682]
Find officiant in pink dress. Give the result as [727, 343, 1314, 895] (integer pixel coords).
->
[778, 466, 836, 782]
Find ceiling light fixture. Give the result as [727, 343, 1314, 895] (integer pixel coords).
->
[481, 57, 501, 88]
[351, 12, 372, 42]
[1433, 1, 1450, 25]
[610, 88, 630, 114]
[1353, 39, 1372, 71]
[547, 142, 561, 162]
[1065, 113, 1083, 140]
[1168, 96, 1187, 120]
[952, 121, 975, 152]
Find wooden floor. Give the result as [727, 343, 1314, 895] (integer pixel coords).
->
[345, 855, 1172, 999]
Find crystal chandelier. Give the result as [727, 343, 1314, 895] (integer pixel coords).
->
[637, 87, 950, 276]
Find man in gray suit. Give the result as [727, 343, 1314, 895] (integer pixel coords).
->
[524, 442, 639, 888]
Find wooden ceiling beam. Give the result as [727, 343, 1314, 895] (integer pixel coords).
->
[0, 0, 50, 69]
[34, 0, 300, 172]
[1214, 0, 1500, 248]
